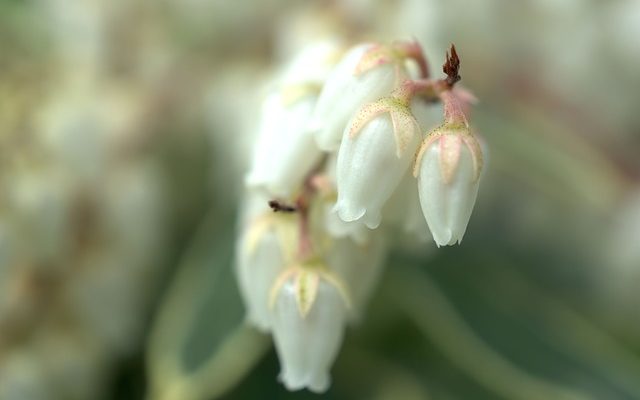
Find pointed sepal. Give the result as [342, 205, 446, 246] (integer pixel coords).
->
[349, 97, 421, 158]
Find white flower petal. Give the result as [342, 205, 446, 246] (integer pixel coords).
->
[236, 191, 271, 229]
[417, 135, 480, 246]
[335, 115, 419, 229]
[236, 229, 284, 331]
[271, 275, 348, 393]
[236, 213, 296, 331]
[246, 94, 321, 198]
[314, 154, 371, 245]
[310, 43, 398, 151]
[277, 40, 343, 86]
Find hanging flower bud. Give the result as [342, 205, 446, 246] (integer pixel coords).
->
[235, 211, 297, 331]
[334, 95, 422, 229]
[413, 91, 483, 246]
[269, 266, 350, 393]
[310, 41, 428, 151]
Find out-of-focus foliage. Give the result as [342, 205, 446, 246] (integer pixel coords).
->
[1, 0, 639, 399]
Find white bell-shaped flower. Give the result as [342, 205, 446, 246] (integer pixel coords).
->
[269, 266, 350, 393]
[245, 91, 321, 199]
[236, 212, 297, 331]
[235, 190, 274, 230]
[414, 123, 483, 246]
[334, 97, 422, 229]
[310, 43, 410, 151]
[276, 40, 343, 87]
[246, 40, 343, 198]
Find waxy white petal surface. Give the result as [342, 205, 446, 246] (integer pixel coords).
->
[335, 115, 419, 229]
[311, 44, 399, 151]
[246, 94, 321, 199]
[417, 135, 480, 246]
[270, 275, 348, 393]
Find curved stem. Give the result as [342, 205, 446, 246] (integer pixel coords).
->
[391, 78, 444, 105]
[440, 89, 469, 127]
[394, 40, 430, 79]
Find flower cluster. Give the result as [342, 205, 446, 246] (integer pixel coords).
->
[236, 40, 484, 392]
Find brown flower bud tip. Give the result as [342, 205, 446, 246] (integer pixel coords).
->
[443, 44, 461, 87]
[268, 200, 298, 213]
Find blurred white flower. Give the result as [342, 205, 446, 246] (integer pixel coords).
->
[236, 212, 297, 331]
[276, 40, 344, 87]
[245, 91, 321, 199]
[246, 41, 343, 199]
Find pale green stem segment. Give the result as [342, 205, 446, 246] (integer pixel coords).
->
[149, 326, 269, 400]
[146, 209, 270, 400]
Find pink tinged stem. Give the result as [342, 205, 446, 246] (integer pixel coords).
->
[392, 78, 446, 105]
[391, 80, 417, 106]
[297, 208, 313, 260]
[292, 183, 316, 261]
[440, 90, 468, 127]
[393, 40, 430, 78]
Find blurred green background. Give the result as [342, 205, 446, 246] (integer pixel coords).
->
[1, 0, 640, 399]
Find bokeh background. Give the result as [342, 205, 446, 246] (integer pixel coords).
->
[1, 0, 640, 399]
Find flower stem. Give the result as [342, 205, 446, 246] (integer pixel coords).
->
[268, 156, 328, 262]
[295, 194, 313, 261]
[394, 40, 430, 79]
[440, 89, 469, 127]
